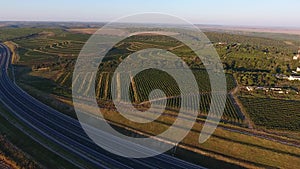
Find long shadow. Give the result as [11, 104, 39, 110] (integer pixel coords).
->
[13, 65, 299, 165]
[13, 64, 75, 117]
[12, 65, 249, 168]
[108, 108, 300, 159]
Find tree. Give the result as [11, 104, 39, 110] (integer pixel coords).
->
[276, 65, 282, 74]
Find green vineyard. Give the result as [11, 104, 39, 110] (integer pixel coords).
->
[68, 68, 244, 124]
[239, 97, 300, 131]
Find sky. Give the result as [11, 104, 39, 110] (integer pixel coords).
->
[1, 0, 300, 27]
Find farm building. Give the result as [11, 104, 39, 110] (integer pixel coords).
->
[287, 75, 300, 81]
[293, 55, 299, 60]
[246, 86, 254, 91]
[292, 48, 300, 60]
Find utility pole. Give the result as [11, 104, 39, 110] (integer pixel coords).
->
[172, 143, 178, 156]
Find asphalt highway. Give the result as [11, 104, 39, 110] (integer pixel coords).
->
[0, 44, 206, 169]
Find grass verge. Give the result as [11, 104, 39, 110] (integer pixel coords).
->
[0, 102, 95, 169]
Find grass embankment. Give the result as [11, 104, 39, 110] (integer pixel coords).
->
[4, 41, 20, 64]
[17, 83, 245, 169]
[0, 135, 36, 169]
[76, 101, 300, 169]
[0, 103, 95, 169]
[0, 153, 18, 169]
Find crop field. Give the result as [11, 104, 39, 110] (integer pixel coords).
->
[15, 37, 85, 58]
[68, 68, 243, 123]
[46, 32, 242, 123]
[238, 96, 300, 131]
[8, 27, 300, 130]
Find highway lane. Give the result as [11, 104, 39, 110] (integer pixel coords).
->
[0, 44, 205, 169]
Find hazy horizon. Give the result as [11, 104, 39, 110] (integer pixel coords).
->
[1, 0, 300, 28]
[2, 21, 300, 30]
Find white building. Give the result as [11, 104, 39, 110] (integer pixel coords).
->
[293, 55, 299, 60]
[293, 48, 300, 60]
[246, 86, 254, 91]
[288, 75, 300, 81]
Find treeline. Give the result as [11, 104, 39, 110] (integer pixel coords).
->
[32, 57, 75, 71]
[205, 31, 298, 53]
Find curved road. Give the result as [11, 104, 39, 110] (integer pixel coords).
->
[0, 44, 205, 169]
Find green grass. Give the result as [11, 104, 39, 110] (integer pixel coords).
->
[0, 28, 44, 41]
[51, 33, 91, 42]
[19, 49, 58, 63]
[96, 104, 300, 169]
[0, 103, 81, 168]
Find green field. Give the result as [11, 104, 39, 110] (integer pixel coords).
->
[69, 69, 243, 123]
[5, 29, 244, 124]
[8, 27, 300, 129]
[239, 96, 300, 131]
